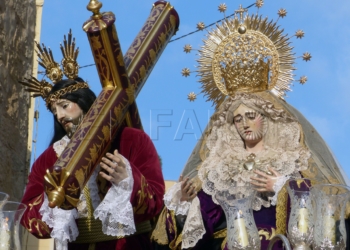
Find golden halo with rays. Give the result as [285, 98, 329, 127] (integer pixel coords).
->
[197, 10, 295, 107]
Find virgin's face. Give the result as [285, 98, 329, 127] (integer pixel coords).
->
[233, 104, 266, 143]
[51, 99, 84, 138]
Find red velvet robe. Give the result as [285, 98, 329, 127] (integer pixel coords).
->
[21, 127, 165, 250]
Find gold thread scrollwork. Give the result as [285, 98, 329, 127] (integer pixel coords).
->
[27, 218, 50, 237]
[258, 228, 276, 240]
[134, 176, 154, 214]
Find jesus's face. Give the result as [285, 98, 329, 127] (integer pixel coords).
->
[51, 99, 84, 138]
[233, 104, 266, 143]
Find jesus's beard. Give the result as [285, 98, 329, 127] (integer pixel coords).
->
[63, 113, 84, 138]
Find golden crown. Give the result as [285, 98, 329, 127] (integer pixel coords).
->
[182, 3, 311, 107]
[19, 30, 89, 107]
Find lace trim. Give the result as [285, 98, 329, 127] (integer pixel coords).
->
[39, 194, 79, 250]
[198, 121, 311, 210]
[163, 182, 191, 215]
[182, 197, 205, 249]
[93, 156, 136, 237]
[270, 175, 290, 205]
[53, 136, 70, 156]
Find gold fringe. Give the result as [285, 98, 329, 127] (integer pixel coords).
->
[213, 228, 227, 239]
[275, 185, 288, 235]
[150, 207, 169, 245]
[221, 236, 227, 250]
[169, 210, 180, 250]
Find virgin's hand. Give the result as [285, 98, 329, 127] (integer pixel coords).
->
[179, 175, 197, 202]
[250, 167, 281, 192]
[100, 150, 128, 185]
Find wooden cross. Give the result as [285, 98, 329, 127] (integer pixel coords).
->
[44, 0, 179, 209]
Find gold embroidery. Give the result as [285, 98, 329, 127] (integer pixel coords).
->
[258, 228, 276, 240]
[150, 207, 169, 245]
[221, 237, 227, 250]
[173, 232, 182, 250]
[28, 194, 43, 211]
[28, 218, 50, 237]
[67, 182, 79, 196]
[134, 175, 153, 214]
[276, 185, 288, 235]
[213, 228, 227, 238]
[168, 210, 179, 250]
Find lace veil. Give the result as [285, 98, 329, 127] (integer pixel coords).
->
[183, 91, 349, 190]
[197, 92, 311, 210]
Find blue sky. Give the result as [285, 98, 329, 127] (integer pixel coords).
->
[32, 0, 350, 182]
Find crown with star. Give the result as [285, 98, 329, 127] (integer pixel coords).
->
[182, 2, 311, 107]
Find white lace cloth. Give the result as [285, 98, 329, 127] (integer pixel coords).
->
[199, 122, 310, 210]
[93, 156, 136, 237]
[39, 136, 135, 249]
[271, 175, 290, 205]
[164, 182, 191, 215]
[40, 194, 79, 250]
[181, 197, 205, 249]
[164, 182, 205, 249]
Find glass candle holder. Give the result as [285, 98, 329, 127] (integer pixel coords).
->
[0, 201, 27, 250]
[215, 186, 260, 250]
[0, 192, 9, 209]
[286, 178, 314, 250]
[310, 184, 350, 250]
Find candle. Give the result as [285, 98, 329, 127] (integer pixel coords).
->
[298, 199, 308, 234]
[0, 217, 10, 250]
[234, 210, 249, 247]
[324, 212, 336, 244]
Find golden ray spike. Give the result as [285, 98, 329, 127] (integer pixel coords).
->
[35, 41, 63, 83]
[19, 77, 52, 99]
[60, 30, 80, 79]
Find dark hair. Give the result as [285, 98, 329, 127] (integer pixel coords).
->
[48, 77, 96, 145]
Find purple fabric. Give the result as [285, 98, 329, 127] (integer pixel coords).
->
[164, 209, 176, 244]
[163, 190, 286, 250]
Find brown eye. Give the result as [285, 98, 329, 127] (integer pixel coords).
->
[234, 115, 242, 123]
[246, 112, 256, 120]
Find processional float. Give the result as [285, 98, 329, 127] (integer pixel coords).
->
[42, 0, 179, 210]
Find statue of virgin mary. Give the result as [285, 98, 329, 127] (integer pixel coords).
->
[151, 4, 349, 250]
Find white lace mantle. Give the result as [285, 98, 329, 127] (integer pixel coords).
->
[164, 182, 205, 249]
[39, 136, 135, 249]
[164, 182, 191, 216]
[198, 122, 310, 210]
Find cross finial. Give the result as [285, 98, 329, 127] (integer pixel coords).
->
[235, 5, 248, 21]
